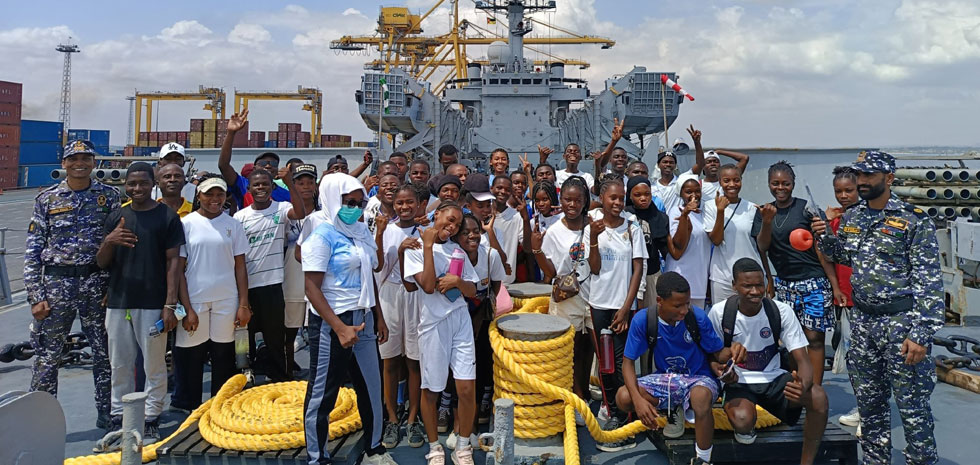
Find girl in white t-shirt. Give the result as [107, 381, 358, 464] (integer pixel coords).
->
[586, 176, 647, 445]
[403, 201, 480, 465]
[666, 174, 711, 308]
[530, 175, 593, 413]
[173, 176, 251, 411]
[703, 164, 762, 302]
[374, 184, 426, 448]
[301, 173, 395, 465]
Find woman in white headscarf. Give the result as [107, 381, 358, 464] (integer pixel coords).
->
[300, 173, 397, 465]
[665, 172, 712, 308]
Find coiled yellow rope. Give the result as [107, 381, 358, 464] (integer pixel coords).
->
[490, 314, 781, 465]
[64, 375, 359, 464]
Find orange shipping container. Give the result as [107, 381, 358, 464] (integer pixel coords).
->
[0, 124, 20, 147]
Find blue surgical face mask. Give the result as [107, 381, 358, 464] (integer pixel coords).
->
[337, 206, 363, 224]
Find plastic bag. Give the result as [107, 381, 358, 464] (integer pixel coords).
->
[832, 306, 851, 374]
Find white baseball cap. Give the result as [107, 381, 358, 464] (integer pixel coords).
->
[704, 150, 720, 160]
[159, 142, 186, 159]
[197, 177, 228, 194]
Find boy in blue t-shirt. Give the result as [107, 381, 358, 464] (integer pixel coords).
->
[616, 272, 731, 465]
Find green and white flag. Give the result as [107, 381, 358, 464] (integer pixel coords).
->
[379, 76, 390, 114]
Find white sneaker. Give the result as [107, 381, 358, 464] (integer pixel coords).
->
[426, 444, 446, 465]
[574, 410, 586, 426]
[363, 451, 399, 465]
[589, 384, 603, 401]
[598, 404, 610, 423]
[856, 423, 862, 438]
[446, 432, 458, 450]
[734, 429, 757, 445]
[839, 408, 861, 427]
[451, 446, 475, 465]
[663, 405, 686, 438]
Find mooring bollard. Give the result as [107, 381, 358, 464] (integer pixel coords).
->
[480, 397, 514, 465]
[120, 392, 148, 465]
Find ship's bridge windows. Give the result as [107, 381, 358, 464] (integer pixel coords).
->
[489, 79, 499, 85]
[522, 79, 532, 85]
[533, 79, 542, 85]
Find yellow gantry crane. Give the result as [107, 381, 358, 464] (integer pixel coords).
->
[233, 86, 323, 147]
[330, 0, 614, 93]
[134, 85, 225, 146]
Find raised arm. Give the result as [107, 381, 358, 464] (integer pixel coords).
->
[687, 125, 704, 175]
[350, 151, 373, 179]
[595, 117, 624, 172]
[716, 149, 750, 174]
[219, 110, 249, 187]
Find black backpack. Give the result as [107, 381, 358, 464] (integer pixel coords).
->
[720, 296, 792, 370]
[646, 302, 703, 352]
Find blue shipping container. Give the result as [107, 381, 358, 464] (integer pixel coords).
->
[21, 120, 63, 143]
[19, 142, 62, 165]
[264, 141, 274, 148]
[286, 140, 297, 148]
[68, 129, 110, 147]
[18, 164, 61, 188]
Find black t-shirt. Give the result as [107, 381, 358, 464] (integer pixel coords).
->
[751, 197, 824, 281]
[626, 205, 669, 275]
[104, 203, 185, 309]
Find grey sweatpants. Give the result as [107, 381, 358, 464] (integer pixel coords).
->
[106, 308, 168, 420]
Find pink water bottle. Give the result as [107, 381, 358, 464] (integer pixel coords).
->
[599, 329, 615, 374]
[448, 248, 466, 276]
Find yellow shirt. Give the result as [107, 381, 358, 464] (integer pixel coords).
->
[121, 197, 193, 218]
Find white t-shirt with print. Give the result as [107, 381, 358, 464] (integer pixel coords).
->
[532, 212, 562, 234]
[301, 222, 373, 314]
[379, 224, 420, 284]
[702, 198, 762, 285]
[665, 206, 710, 300]
[404, 240, 479, 331]
[234, 201, 292, 288]
[474, 245, 507, 293]
[586, 210, 648, 310]
[492, 206, 525, 285]
[707, 299, 808, 384]
[540, 218, 591, 300]
[180, 212, 249, 302]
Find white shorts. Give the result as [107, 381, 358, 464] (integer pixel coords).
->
[176, 297, 238, 347]
[378, 281, 420, 360]
[549, 294, 593, 333]
[418, 307, 475, 392]
[284, 301, 306, 329]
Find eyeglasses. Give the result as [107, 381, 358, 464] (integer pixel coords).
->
[345, 199, 369, 209]
[256, 160, 279, 168]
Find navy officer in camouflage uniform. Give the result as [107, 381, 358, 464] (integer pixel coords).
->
[812, 150, 942, 465]
[24, 140, 120, 429]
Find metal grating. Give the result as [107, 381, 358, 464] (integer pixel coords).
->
[629, 72, 677, 116]
[361, 73, 406, 115]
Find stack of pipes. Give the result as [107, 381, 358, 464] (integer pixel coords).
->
[894, 167, 980, 222]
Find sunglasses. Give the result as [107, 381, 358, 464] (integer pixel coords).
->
[255, 160, 279, 168]
[345, 198, 369, 209]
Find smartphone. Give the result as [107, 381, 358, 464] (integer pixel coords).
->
[719, 359, 736, 381]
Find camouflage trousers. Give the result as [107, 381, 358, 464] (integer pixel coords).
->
[847, 310, 937, 465]
[29, 273, 110, 415]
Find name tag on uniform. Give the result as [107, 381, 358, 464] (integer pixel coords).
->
[48, 206, 72, 215]
[884, 217, 909, 230]
[842, 226, 861, 234]
[880, 227, 905, 238]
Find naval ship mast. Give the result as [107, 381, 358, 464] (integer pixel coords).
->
[332, 0, 687, 171]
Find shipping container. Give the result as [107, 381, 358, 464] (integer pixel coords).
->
[189, 132, 203, 147]
[0, 102, 21, 126]
[203, 132, 216, 147]
[0, 81, 22, 105]
[268, 131, 278, 141]
[203, 119, 216, 132]
[287, 140, 297, 148]
[190, 119, 204, 131]
[67, 129, 110, 147]
[0, 124, 21, 147]
[0, 146, 17, 166]
[296, 139, 309, 148]
[18, 164, 61, 188]
[277, 139, 287, 148]
[0, 166, 16, 189]
[249, 131, 265, 141]
[264, 141, 274, 148]
[217, 119, 228, 131]
[19, 142, 62, 165]
[20, 120, 62, 143]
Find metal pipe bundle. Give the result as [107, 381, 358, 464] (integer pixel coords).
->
[892, 186, 938, 199]
[895, 169, 938, 182]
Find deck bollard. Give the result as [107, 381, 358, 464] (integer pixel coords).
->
[480, 397, 514, 465]
[120, 392, 147, 465]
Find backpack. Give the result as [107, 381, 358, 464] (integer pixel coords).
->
[721, 296, 792, 370]
[645, 301, 703, 353]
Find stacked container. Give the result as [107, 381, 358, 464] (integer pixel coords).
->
[0, 81, 21, 189]
[67, 129, 110, 156]
[18, 120, 63, 188]
[321, 134, 352, 148]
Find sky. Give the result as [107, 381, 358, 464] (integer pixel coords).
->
[1, 0, 979, 148]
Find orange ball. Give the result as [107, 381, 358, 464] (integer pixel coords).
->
[790, 228, 813, 251]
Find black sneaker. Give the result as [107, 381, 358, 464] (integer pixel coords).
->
[478, 397, 491, 425]
[595, 417, 637, 452]
[407, 421, 425, 448]
[144, 419, 161, 444]
[96, 412, 116, 431]
[381, 421, 401, 449]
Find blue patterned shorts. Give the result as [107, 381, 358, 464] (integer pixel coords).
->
[637, 373, 720, 423]
[774, 276, 836, 332]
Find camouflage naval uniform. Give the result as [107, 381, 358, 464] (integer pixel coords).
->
[818, 151, 942, 465]
[24, 140, 120, 420]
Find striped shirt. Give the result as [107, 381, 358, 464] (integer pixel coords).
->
[234, 201, 292, 288]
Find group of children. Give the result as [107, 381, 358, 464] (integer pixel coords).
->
[95, 110, 863, 465]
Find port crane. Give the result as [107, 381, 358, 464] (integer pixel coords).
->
[133, 85, 225, 146]
[232, 86, 323, 147]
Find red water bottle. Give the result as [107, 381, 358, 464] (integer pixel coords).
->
[599, 329, 615, 374]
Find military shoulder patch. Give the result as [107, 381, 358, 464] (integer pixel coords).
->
[28, 221, 37, 233]
[842, 226, 861, 234]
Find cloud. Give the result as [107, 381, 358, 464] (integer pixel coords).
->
[228, 24, 271, 45]
[157, 20, 214, 46]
